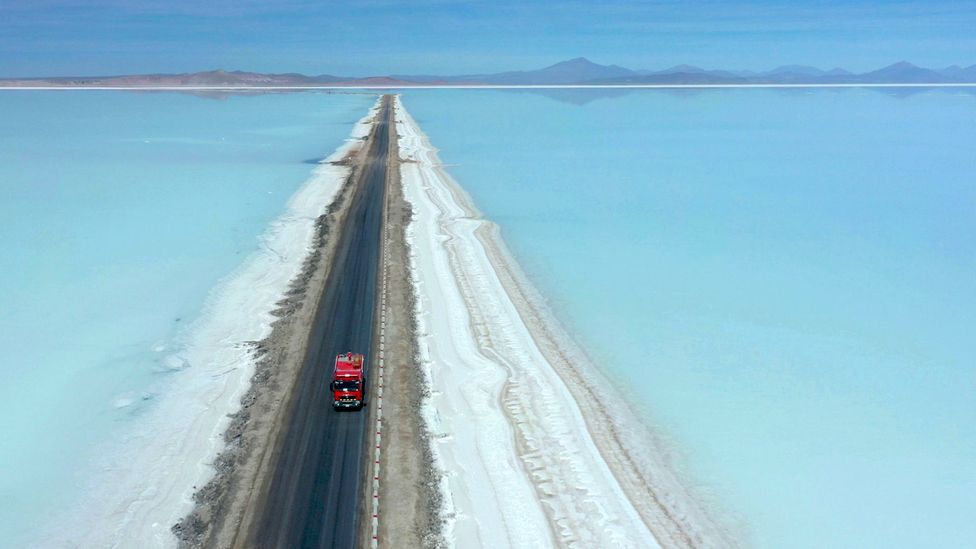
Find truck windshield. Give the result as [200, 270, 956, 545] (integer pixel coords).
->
[334, 380, 360, 391]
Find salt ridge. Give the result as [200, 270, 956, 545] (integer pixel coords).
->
[396, 95, 704, 547]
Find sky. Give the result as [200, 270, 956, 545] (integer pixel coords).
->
[1, 0, 974, 77]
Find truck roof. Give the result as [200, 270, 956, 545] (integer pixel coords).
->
[334, 352, 365, 377]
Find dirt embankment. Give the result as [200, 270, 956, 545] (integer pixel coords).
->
[364, 107, 445, 548]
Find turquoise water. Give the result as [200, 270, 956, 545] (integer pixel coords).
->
[0, 90, 375, 544]
[401, 88, 976, 548]
[2, 89, 972, 547]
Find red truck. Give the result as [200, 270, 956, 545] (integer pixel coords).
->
[331, 352, 367, 410]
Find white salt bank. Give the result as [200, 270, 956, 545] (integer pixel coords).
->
[395, 96, 728, 548]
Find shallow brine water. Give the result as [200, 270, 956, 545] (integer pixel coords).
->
[401, 88, 976, 548]
[0, 90, 375, 545]
[1, 87, 973, 548]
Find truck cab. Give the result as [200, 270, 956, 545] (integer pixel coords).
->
[331, 352, 366, 410]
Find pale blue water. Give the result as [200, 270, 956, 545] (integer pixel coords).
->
[401, 88, 976, 548]
[2, 89, 972, 547]
[0, 90, 375, 544]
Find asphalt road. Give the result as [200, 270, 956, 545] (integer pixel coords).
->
[249, 96, 392, 549]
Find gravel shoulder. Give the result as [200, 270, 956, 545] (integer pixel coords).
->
[367, 107, 445, 548]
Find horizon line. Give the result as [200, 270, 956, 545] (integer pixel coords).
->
[3, 83, 976, 91]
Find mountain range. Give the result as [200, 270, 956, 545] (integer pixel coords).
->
[3, 58, 975, 87]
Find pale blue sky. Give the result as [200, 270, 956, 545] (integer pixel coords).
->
[1, 0, 974, 77]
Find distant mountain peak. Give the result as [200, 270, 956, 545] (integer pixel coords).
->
[545, 57, 620, 70]
[869, 61, 932, 74]
[659, 64, 706, 74]
[559, 57, 595, 65]
[481, 57, 636, 84]
[766, 64, 825, 76]
[939, 63, 976, 80]
[860, 61, 949, 83]
[881, 60, 921, 70]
